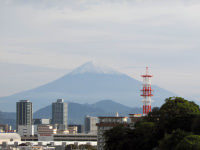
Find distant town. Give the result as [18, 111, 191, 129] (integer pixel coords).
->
[2, 64, 199, 150]
[1, 66, 200, 150]
[0, 98, 144, 150]
[0, 67, 153, 150]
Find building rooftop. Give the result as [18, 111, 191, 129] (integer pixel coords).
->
[57, 99, 64, 103]
[0, 133, 21, 140]
[98, 116, 128, 119]
[19, 100, 30, 102]
[129, 114, 142, 117]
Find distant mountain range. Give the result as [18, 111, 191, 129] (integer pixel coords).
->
[34, 99, 142, 124]
[0, 99, 142, 129]
[0, 62, 176, 112]
[0, 111, 15, 129]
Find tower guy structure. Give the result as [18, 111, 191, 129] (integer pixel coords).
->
[141, 67, 153, 115]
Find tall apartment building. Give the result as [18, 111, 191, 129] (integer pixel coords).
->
[96, 115, 128, 150]
[16, 100, 34, 136]
[52, 99, 68, 130]
[84, 116, 98, 134]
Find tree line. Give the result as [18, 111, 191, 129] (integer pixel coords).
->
[104, 97, 200, 150]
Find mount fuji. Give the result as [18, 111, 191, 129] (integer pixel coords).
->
[0, 62, 175, 112]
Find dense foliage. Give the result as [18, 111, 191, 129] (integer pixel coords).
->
[104, 97, 200, 150]
[158, 97, 200, 133]
[65, 144, 96, 150]
[175, 135, 200, 150]
[158, 129, 191, 150]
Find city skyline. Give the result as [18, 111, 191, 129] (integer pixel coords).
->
[1, 0, 200, 102]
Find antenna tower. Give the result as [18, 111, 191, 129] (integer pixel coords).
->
[141, 67, 153, 115]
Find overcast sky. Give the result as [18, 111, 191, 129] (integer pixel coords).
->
[1, 0, 200, 101]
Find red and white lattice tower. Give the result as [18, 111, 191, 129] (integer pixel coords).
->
[141, 67, 153, 115]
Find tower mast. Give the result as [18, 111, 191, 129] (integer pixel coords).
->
[141, 67, 153, 115]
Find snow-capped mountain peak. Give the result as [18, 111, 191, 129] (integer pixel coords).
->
[69, 61, 121, 75]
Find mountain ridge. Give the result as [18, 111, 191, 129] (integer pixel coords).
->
[34, 99, 142, 125]
[0, 62, 176, 112]
[0, 99, 142, 129]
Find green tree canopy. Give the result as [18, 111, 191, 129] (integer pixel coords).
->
[104, 122, 158, 150]
[103, 97, 200, 150]
[175, 135, 200, 150]
[103, 125, 134, 150]
[191, 114, 200, 135]
[158, 129, 191, 150]
[134, 121, 158, 150]
[159, 97, 200, 133]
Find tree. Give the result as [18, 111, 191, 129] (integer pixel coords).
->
[191, 114, 200, 135]
[175, 135, 200, 150]
[134, 121, 158, 150]
[103, 97, 200, 150]
[144, 107, 160, 123]
[104, 122, 159, 150]
[104, 125, 134, 150]
[159, 97, 200, 133]
[158, 129, 191, 150]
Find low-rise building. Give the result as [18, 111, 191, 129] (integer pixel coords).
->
[0, 133, 21, 144]
[33, 119, 51, 135]
[57, 129, 69, 134]
[18, 125, 34, 137]
[129, 114, 143, 123]
[67, 126, 78, 134]
[38, 125, 57, 141]
[68, 125, 84, 133]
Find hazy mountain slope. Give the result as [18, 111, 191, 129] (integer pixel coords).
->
[0, 99, 142, 129]
[0, 111, 16, 129]
[33, 100, 142, 124]
[0, 62, 176, 112]
[92, 99, 133, 113]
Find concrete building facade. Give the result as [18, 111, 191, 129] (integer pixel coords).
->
[33, 119, 51, 135]
[17, 125, 34, 136]
[84, 116, 98, 134]
[37, 124, 57, 141]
